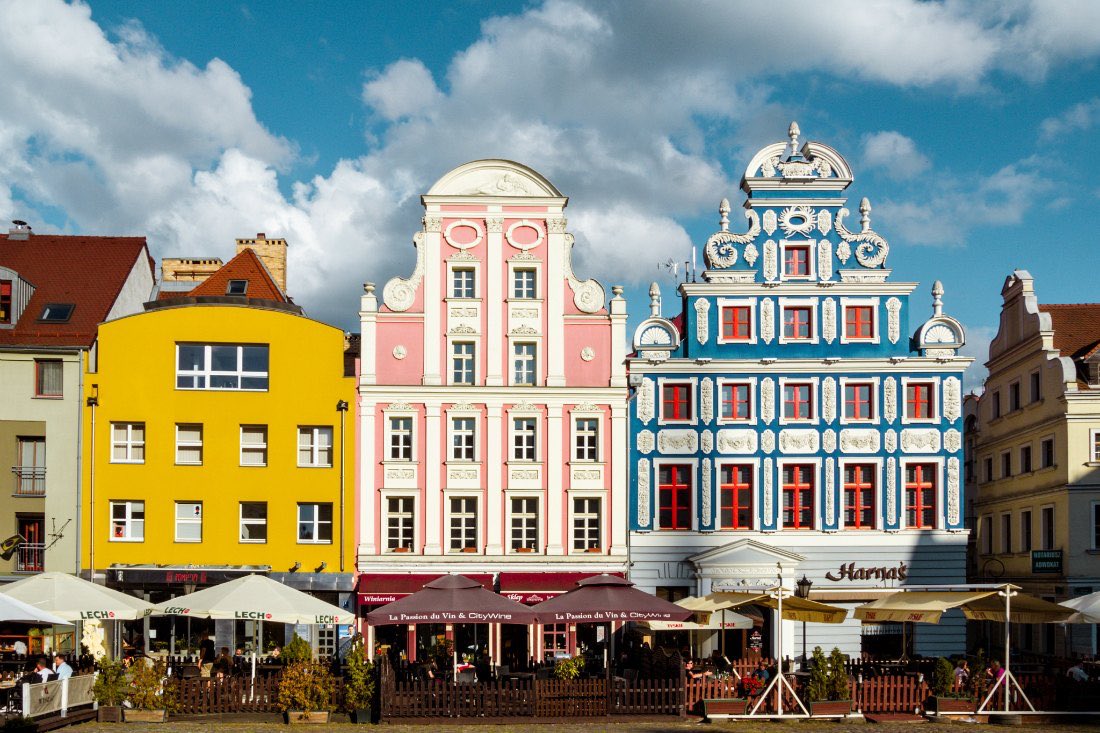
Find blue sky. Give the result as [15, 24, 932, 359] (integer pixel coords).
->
[3, 1, 1100, 390]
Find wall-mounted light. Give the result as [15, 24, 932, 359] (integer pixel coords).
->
[290, 561, 301, 572]
[316, 561, 327, 572]
[336, 400, 349, 412]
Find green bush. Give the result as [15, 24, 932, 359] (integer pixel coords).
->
[282, 633, 312, 664]
[805, 646, 829, 702]
[553, 656, 585, 681]
[277, 660, 335, 714]
[827, 647, 850, 701]
[342, 642, 375, 713]
[91, 658, 128, 707]
[128, 658, 177, 711]
[932, 657, 955, 697]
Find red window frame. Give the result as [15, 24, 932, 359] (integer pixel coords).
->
[784, 246, 810, 277]
[844, 382, 873, 421]
[844, 464, 876, 529]
[721, 305, 752, 341]
[783, 383, 813, 421]
[662, 383, 693, 421]
[906, 463, 936, 529]
[658, 464, 692, 530]
[0, 280, 11, 324]
[906, 382, 935, 420]
[845, 306, 875, 340]
[782, 464, 814, 529]
[720, 464, 753, 530]
[783, 307, 812, 340]
[720, 382, 752, 421]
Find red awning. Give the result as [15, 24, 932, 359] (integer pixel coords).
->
[498, 572, 623, 604]
[358, 573, 493, 605]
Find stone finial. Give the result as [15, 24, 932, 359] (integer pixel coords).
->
[932, 280, 944, 317]
[719, 198, 730, 232]
[788, 121, 800, 151]
[611, 285, 624, 298]
[859, 197, 871, 233]
[364, 282, 375, 294]
[649, 282, 661, 317]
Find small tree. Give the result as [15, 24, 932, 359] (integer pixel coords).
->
[91, 658, 128, 707]
[128, 658, 177, 711]
[553, 656, 585, 681]
[932, 657, 955, 697]
[278, 660, 335, 714]
[805, 646, 829, 702]
[342, 642, 375, 714]
[282, 633, 312, 664]
[826, 647, 850, 701]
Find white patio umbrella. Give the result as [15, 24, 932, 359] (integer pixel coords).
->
[1060, 590, 1100, 624]
[1, 571, 153, 620]
[0, 593, 69, 626]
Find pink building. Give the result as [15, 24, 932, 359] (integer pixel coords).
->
[358, 160, 628, 665]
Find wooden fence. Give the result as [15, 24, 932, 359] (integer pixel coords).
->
[173, 676, 343, 715]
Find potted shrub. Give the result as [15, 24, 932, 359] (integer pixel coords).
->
[553, 656, 585, 681]
[278, 660, 335, 723]
[342, 642, 375, 724]
[929, 657, 974, 713]
[282, 634, 313, 663]
[805, 647, 852, 716]
[700, 674, 759, 718]
[125, 658, 177, 722]
[92, 658, 128, 722]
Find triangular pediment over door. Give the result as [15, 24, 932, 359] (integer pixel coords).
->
[689, 539, 805, 592]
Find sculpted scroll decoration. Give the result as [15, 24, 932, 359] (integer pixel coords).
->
[825, 457, 836, 527]
[886, 298, 901, 344]
[382, 232, 425, 312]
[822, 298, 837, 343]
[704, 210, 761, 269]
[695, 299, 710, 345]
[701, 378, 714, 425]
[884, 378, 897, 424]
[760, 378, 775, 423]
[822, 377, 837, 423]
[638, 379, 655, 424]
[835, 207, 889, 268]
[701, 458, 713, 528]
[760, 298, 775, 343]
[886, 457, 897, 526]
[947, 457, 961, 526]
[637, 459, 651, 528]
[562, 233, 605, 313]
[763, 240, 778, 281]
[818, 240, 833, 281]
[763, 458, 774, 527]
[943, 377, 961, 422]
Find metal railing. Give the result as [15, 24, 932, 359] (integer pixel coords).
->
[12, 466, 45, 496]
[15, 543, 44, 572]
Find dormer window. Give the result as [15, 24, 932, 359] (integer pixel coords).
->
[226, 279, 248, 296]
[0, 280, 11, 324]
[39, 303, 74, 322]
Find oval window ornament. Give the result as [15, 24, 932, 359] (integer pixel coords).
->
[443, 220, 485, 249]
[506, 220, 545, 250]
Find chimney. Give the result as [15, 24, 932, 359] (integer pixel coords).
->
[236, 232, 288, 294]
[8, 220, 31, 240]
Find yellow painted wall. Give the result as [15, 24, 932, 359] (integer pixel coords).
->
[82, 303, 355, 575]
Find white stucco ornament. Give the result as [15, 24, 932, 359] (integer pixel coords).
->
[822, 298, 837, 343]
[835, 198, 889, 268]
[636, 430, 655, 455]
[947, 457, 961, 526]
[505, 220, 545, 250]
[580, 346, 595, 362]
[760, 298, 775, 343]
[763, 458, 774, 527]
[944, 429, 962, 454]
[392, 345, 407, 360]
[825, 457, 836, 526]
[704, 207, 760, 269]
[700, 378, 714, 425]
[695, 298, 710, 345]
[886, 458, 898, 525]
[382, 232, 425, 312]
[762, 209, 777, 235]
[638, 378, 655, 424]
[701, 458, 713, 528]
[760, 429, 776, 453]
[637, 459, 651, 528]
[778, 205, 816, 238]
[444, 219, 485, 249]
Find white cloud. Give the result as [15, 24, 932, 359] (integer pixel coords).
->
[362, 59, 444, 122]
[861, 132, 931, 180]
[1039, 98, 1100, 141]
[959, 325, 995, 393]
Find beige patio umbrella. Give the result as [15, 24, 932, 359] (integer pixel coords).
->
[703, 591, 848, 623]
[0, 593, 69, 626]
[1, 571, 152, 620]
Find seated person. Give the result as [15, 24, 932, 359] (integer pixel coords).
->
[710, 649, 730, 673]
[752, 660, 770, 683]
[212, 647, 233, 678]
[684, 659, 712, 680]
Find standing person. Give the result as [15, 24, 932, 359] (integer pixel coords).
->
[52, 654, 73, 680]
[199, 633, 215, 678]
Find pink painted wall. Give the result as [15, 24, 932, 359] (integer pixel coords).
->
[376, 319, 424, 385]
[564, 322, 613, 387]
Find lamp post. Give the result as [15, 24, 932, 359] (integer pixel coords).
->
[795, 574, 812, 670]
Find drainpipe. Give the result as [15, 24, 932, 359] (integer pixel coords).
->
[74, 350, 85, 575]
[86, 387, 98, 582]
[336, 400, 349, 573]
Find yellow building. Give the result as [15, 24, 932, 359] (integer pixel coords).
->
[82, 248, 356, 656]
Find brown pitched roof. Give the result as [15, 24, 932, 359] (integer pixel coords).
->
[0, 233, 151, 348]
[184, 247, 286, 301]
[1039, 303, 1100, 360]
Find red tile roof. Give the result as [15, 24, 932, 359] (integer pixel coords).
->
[183, 247, 286, 301]
[1039, 303, 1100, 359]
[0, 233, 151, 348]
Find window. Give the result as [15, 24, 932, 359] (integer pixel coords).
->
[1009, 381, 1021, 412]
[110, 500, 144, 541]
[386, 497, 414, 551]
[843, 382, 874, 422]
[240, 426, 268, 466]
[1093, 430, 1100, 462]
[0, 280, 11, 324]
[389, 417, 413, 461]
[783, 382, 814, 421]
[111, 423, 145, 463]
[176, 343, 269, 391]
[783, 306, 812, 340]
[38, 303, 74, 322]
[239, 502, 267, 543]
[983, 457, 994, 482]
[782, 464, 815, 529]
[226, 279, 248, 296]
[513, 269, 536, 299]
[543, 624, 567, 655]
[451, 268, 475, 298]
[513, 418, 537, 461]
[1041, 438, 1055, 468]
[720, 464, 753, 530]
[510, 497, 539, 551]
[451, 418, 476, 461]
[574, 418, 599, 461]
[980, 516, 993, 554]
[1094, 504, 1100, 550]
[1029, 370, 1041, 403]
[175, 501, 202, 542]
[905, 382, 935, 420]
[513, 343, 536, 385]
[572, 497, 601, 551]
[297, 503, 333, 543]
[14, 437, 45, 496]
[1020, 509, 1032, 553]
[175, 424, 203, 465]
[845, 306, 875, 340]
[298, 426, 333, 467]
[661, 383, 693, 422]
[658, 464, 691, 530]
[720, 382, 752, 421]
[844, 464, 876, 529]
[905, 463, 936, 529]
[452, 342, 475, 385]
[1040, 506, 1055, 550]
[449, 497, 478, 551]
[34, 360, 62, 397]
[1020, 445, 1033, 474]
[1000, 513, 1012, 554]
[721, 306, 752, 341]
[991, 391, 1001, 419]
[784, 245, 810, 277]
[1001, 452, 1012, 479]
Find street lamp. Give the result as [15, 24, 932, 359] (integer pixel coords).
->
[794, 575, 813, 670]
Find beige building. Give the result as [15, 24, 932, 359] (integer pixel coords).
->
[967, 270, 1100, 656]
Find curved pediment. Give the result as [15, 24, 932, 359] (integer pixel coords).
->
[426, 159, 563, 199]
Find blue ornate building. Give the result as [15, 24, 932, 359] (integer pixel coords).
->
[628, 124, 970, 661]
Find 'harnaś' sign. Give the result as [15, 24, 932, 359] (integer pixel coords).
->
[825, 561, 908, 582]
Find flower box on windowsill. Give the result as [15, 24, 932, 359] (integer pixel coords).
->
[514, 547, 536, 553]
[460, 547, 478, 553]
[391, 547, 411, 553]
[584, 547, 602, 553]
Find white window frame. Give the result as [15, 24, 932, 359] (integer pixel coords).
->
[512, 341, 538, 386]
[449, 415, 478, 462]
[297, 426, 333, 468]
[508, 494, 540, 553]
[512, 267, 538, 300]
[716, 377, 757, 425]
[778, 376, 820, 426]
[839, 376, 880, 425]
[175, 501, 203, 543]
[239, 501, 267, 544]
[713, 458, 761, 531]
[450, 340, 477, 386]
[839, 297, 880, 344]
[240, 425, 268, 467]
[898, 456, 945, 530]
[1040, 503, 1055, 550]
[110, 422, 145, 464]
[1000, 512, 1013, 554]
[572, 415, 601, 463]
[778, 239, 816, 281]
[175, 423, 203, 465]
[450, 266, 477, 299]
[382, 491, 417, 553]
[838, 457, 884, 531]
[1090, 429, 1100, 464]
[512, 416, 538, 462]
[900, 376, 940, 425]
[387, 415, 415, 462]
[651, 457, 700, 532]
[175, 343, 269, 392]
[716, 298, 757, 345]
[109, 500, 144, 542]
[775, 457, 822, 532]
[445, 493, 480, 553]
[657, 376, 699, 426]
[296, 502, 333, 544]
[777, 297, 819, 344]
[569, 492, 604, 552]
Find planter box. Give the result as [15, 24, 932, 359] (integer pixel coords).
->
[932, 696, 975, 713]
[702, 698, 749, 717]
[351, 709, 371, 724]
[98, 706, 123, 723]
[125, 709, 167, 723]
[287, 711, 330, 724]
[810, 700, 852, 716]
